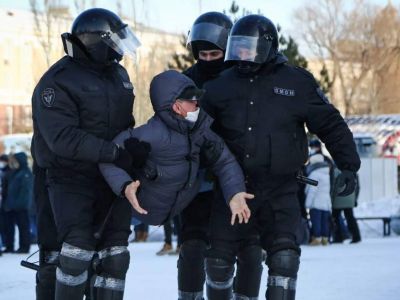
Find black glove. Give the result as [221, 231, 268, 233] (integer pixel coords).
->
[113, 145, 133, 173]
[124, 138, 151, 168]
[199, 139, 223, 168]
[336, 170, 357, 196]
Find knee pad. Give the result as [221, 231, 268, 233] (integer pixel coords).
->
[267, 249, 300, 278]
[94, 246, 130, 292]
[266, 249, 299, 300]
[57, 242, 94, 286]
[205, 257, 235, 290]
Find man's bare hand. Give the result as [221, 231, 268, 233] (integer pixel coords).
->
[229, 192, 254, 225]
[125, 180, 148, 214]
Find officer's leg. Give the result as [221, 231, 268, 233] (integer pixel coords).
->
[55, 239, 95, 299]
[34, 165, 62, 300]
[265, 238, 300, 300]
[205, 241, 237, 300]
[205, 187, 242, 300]
[234, 242, 263, 300]
[36, 249, 60, 300]
[178, 191, 213, 300]
[178, 239, 207, 300]
[47, 178, 97, 300]
[92, 246, 130, 300]
[93, 190, 132, 300]
[259, 175, 302, 300]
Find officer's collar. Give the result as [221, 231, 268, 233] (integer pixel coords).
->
[257, 53, 288, 76]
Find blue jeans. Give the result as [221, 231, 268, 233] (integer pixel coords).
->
[310, 209, 330, 237]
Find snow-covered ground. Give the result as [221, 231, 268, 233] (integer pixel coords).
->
[1, 237, 400, 300]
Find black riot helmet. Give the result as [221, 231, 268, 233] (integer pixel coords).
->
[64, 8, 141, 64]
[187, 12, 233, 59]
[225, 15, 279, 65]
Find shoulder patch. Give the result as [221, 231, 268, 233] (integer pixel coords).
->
[316, 87, 330, 104]
[41, 88, 56, 107]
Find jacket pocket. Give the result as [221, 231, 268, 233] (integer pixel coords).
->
[269, 132, 308, 175]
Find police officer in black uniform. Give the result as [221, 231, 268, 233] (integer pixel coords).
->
[202, 15, 361, 300]
[178, 12, 264, 300]
[31, 8, 150, 300]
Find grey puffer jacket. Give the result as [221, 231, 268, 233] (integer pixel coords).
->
[99, 70, 246, 225]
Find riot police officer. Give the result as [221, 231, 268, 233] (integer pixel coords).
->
[202, 15, 361, 300]
[31, 8, 149, 300]
[178, 12, 263, 300]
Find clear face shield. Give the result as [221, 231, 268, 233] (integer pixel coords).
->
[101, 25, 141, 60]
[224, 35, 272, 64]
[187, 22, 230, 50]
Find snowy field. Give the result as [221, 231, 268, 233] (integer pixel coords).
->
[1, 237, 400, 300]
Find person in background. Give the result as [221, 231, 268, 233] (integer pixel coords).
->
[156, 216, 182, 255]
[0, 154, 9, 255]
[305, 154, 332, 246]
[331, 169, 361, 244]
[133, 223, 149, 242]
[2, 152, 33, 253]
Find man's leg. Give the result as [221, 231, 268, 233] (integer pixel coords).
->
[3, 210, 15, 252]
[15, 209, 31, 252]
[344, 208, 361, 242]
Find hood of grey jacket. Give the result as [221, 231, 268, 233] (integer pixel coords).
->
[150, 70, 206, 134]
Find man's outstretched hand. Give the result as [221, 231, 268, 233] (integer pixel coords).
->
[124, 180, 148, 215]
[229, 192, 254, 225]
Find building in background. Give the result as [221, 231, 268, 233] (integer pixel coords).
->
[0, 7, 183, 135]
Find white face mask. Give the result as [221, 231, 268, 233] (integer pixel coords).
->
[185, 108, 200, 123]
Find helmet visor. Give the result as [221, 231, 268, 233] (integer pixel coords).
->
[187, 23, 230, 50]
[225, 35, 272, 64]
[102, 26, 141, 60]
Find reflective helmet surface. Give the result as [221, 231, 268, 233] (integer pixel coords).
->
[187, 12, 233, 59]
[225, 14, 278, 64]
[71, 8, 141, 63]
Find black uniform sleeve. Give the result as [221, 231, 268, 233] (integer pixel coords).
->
[201, 82, 217, 119]
[303, 74, 361, 172]
[33, 79, 117, 163]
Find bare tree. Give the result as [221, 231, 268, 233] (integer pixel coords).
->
[294, 0, 400, 115]
[30, 0, 70, 68]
